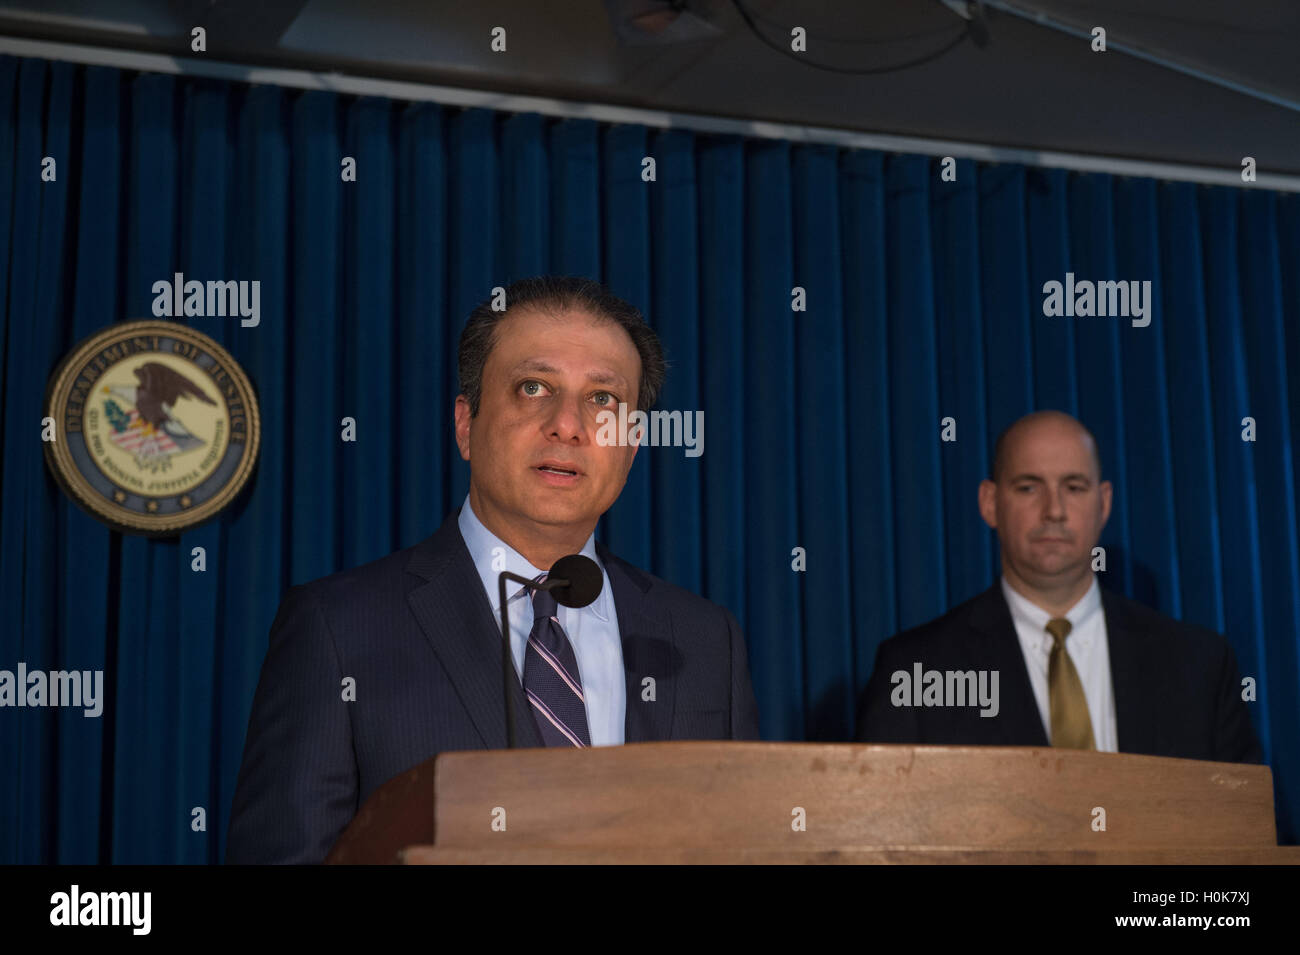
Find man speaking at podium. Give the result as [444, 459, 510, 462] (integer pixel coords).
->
[855, 410, 1262, 765]
[227, 277, 760, 864]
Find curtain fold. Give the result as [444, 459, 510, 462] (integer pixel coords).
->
[599, 123, 651, 571]
[0, 56, 1296, 861]
[697, 135, 746, 646]
[933, 157, 992, 610]
[744, 140, 802, 740]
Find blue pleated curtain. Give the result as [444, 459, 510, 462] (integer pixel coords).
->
[1, 55, 1297, 862]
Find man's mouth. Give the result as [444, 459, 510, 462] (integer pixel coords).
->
[536, 464, 579, 476]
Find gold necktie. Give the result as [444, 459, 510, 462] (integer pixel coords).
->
[1046, 617, 1095, 750]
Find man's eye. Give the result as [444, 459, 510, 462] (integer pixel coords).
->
[591, 391, 614, 406]
[520, 380, 546, 397]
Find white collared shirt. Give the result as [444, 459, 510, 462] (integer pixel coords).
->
[1000, 574, 1118, 752]
[457, 493, 626, 745]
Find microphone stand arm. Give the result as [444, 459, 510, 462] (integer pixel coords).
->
[496, 571, 570, 749]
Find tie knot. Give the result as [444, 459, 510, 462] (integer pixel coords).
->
[1045, 617, 1072, 645]
[529, 573, 557, 617]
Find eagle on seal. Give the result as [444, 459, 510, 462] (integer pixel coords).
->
[104, 361, 217, 452]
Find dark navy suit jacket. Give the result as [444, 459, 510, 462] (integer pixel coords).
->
[855, 582, 1263, 764]
[225, 509, 761, 863]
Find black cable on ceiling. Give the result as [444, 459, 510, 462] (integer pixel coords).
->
[729, 0, 977, 74]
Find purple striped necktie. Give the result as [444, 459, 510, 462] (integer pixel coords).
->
[522, 573, 592, 747]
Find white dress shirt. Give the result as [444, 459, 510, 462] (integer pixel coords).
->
[1000, 574, 1118, 752]
[457, 494, 626, 746]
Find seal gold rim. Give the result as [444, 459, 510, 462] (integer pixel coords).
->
[43, 320, 262, 536]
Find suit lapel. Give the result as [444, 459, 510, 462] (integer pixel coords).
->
[404, 511, 541, 749]
[598, 542, 676, 743]
[1101, 588, 1158, 756]
[967, 584, 1050, 746]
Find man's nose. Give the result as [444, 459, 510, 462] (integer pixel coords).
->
[1043, 487, 1067, 520]
[544, 392, 585, 443]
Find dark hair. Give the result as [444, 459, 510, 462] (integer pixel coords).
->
[457, 276, 666, 417]
[991, 411, 1103, 482]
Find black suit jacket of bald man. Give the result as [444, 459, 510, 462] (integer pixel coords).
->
[855, 581, 1263, 764]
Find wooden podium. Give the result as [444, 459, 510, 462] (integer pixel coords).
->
[325, 742, 1300, 864]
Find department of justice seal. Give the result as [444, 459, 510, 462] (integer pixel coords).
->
[44, 320, 260, 535]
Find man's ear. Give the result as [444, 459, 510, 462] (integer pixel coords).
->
[454, 394, 472, 462]
[978, 479, 998, 530]
[1099, 479, 1113, 527]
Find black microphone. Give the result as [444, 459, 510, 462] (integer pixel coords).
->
[545, 554, 602, 609]
[496, 554, 604, 748]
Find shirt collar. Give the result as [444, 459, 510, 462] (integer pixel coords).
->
[1001, 573, 1102, 645]
[457, 493, 611, 621]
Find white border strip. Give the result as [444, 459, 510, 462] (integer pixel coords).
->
[2, 33, 1298, 193]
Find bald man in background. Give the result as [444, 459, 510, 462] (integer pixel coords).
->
[855, 410, 1262, 763]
